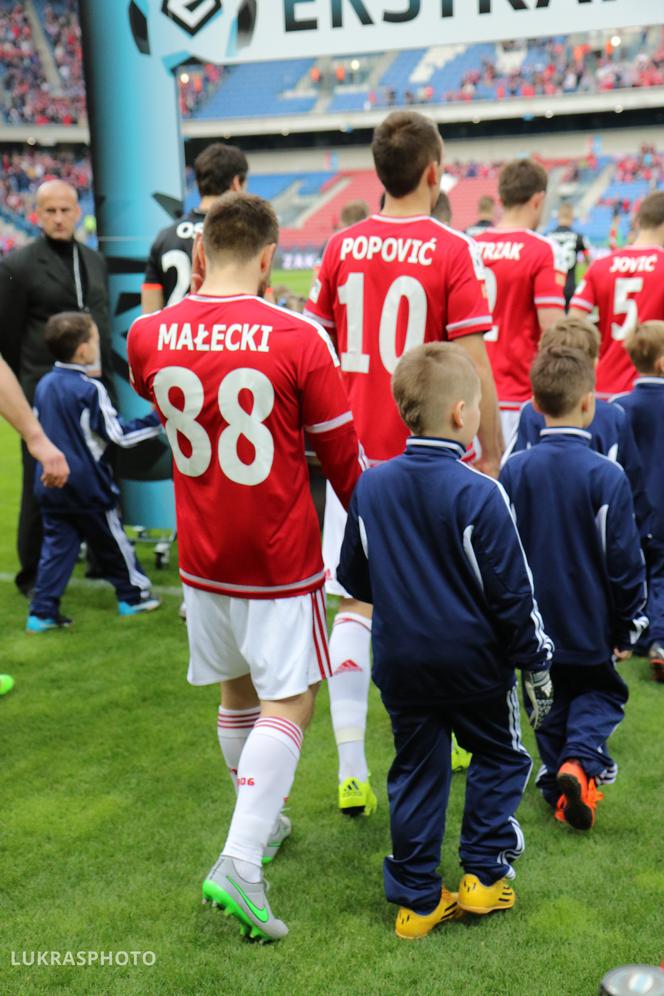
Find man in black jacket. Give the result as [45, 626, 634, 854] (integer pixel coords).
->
[0, 179, 113, 596]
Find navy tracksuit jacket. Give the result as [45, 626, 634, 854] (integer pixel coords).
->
[500, 429, 648, 804]
[30, 363, 162, 615]
[612, 378, 664, 643]
[338, 437, 553, 911]
[506, 397, 664, 647]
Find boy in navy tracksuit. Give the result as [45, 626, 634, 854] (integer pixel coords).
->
[337, 342, 554, 940]
[613, 320, 664, 681]
[500, 346, 648, 831]
[27, 311, 163, 632]
[506, 315, 664, 687]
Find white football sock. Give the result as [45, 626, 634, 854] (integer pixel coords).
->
[217, 705, 260, 792]
[223, 716, 302, 881]
[328, 613, 372, 783]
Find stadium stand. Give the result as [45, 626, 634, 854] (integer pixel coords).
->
[189, 59, 317, 120]
[177, 27, 664, 119]
[5, 145, 664, 257]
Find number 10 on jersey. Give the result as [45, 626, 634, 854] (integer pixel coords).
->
[338, 272, 428, 374]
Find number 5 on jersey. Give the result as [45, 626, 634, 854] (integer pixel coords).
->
[153, 366, 275, 485]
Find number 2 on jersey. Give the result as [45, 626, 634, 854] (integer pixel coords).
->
[152, 366, 275, 485]
[337, 273, 427, 374]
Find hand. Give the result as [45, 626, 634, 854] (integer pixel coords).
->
[475, 455, 501, 479]
[613, 648, 632, 661]
[191, 233, 205, 294]
[27, 432, 70, 488]
[523, 669, 554, 731]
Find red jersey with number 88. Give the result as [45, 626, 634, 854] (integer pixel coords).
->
[473, 228, 566, 404]
[127, 294, 364, 598]
[304, 214, 492, 462]
[570, 245, 664, 395]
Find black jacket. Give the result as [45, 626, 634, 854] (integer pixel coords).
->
[0, 235, 112, 402]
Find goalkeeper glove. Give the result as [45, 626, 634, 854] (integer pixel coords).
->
[523, 669, 553, 731]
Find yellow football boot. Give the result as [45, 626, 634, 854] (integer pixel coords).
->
[458, 874, 515, 915]
[395, 886, 461, 940]
[338, 777, 377, 816]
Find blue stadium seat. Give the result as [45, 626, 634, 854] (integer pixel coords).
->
[193, 59, 316, 119]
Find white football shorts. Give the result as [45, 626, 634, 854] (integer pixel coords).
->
[499, 404, 522, 454]
[322, 481, 351, 598]
[185, 586, 331, 700]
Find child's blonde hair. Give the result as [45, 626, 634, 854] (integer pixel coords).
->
[530, 345, 595, 418]
[539, 316, 601, 361]
[392, 342, 479, 435]
[625, 321, 664, 374]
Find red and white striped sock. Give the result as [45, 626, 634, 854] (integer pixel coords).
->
[328, 613, 372, 783]
[217, 705, 261, 792]
[223, 716, 303, 881]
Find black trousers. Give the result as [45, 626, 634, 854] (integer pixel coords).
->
[16, 442, 42, 595]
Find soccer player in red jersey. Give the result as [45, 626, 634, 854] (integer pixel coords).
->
[304, 111, 501, 816]
[570, 191, 664, 396]
[473, 160, 567, 444]
[127, 193, 365, 942]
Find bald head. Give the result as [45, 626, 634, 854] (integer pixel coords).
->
[36, 180, 80, 241]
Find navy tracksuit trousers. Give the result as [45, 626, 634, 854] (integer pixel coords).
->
[30, 506, 150, 618]
[383, 684, 533, 915]
[534, 662, 628, 807]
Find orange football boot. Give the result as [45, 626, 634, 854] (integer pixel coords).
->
[556, 759, 604, 830]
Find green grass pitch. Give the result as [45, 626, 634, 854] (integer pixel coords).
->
[0, 414, 662, 995]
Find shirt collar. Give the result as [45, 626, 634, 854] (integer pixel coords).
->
[54, 361, 87, 373]
[635, 376, 664, 387]
[405, 437, 466, 458]
[539, 427, 592, 445]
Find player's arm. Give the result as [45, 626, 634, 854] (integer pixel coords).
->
[569, 264, 596, 317]
[301, 328, 365, 510]
[456, 333, 503, 477]
[480, 475, 554, 672]
[578, 232, 591, 263]
[534, 241, 566, 335]
[303, 244, 338, 349]
[88, 379, 162, 449]
[605, 473, 649, 655]
[0, 356, 69, 487]
[142, 238, 165, 313]
[141, 285, 164, 313]
[446, 240, 503, 475]
[337, 485, 373, 604]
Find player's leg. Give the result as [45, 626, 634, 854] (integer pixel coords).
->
[215, 674, 290, 864]
[556, 663, 628, 830]
[82, 507, 159, 615]
[323, 482, 375, 815]
[499, 405, 522, 455]
[383, 704, 459, 938]
[455, 684, 532, 915]
[199, 589, 328, 940]
[217, 674, 260, 792]
[27, 513, 80, 631]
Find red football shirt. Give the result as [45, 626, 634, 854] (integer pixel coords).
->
[304, 214, 492, 462]
[570, 245, 664, 395]
[473, 228, 566, 404]
[127, 294, 364, 598]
